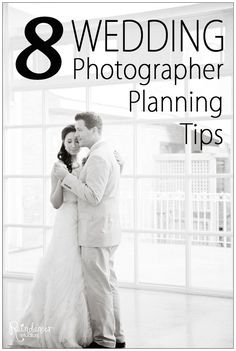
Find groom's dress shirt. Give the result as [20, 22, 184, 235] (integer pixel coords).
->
[61, 140, 121, 247]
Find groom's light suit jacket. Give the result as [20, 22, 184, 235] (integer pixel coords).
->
[61, 140, 121, 247]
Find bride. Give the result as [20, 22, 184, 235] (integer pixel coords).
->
[10, 125, 93, 348]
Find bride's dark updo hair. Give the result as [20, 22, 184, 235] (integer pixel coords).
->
[57, 124, 77, 173]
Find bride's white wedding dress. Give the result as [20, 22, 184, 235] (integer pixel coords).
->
[10, 169, 92, 348]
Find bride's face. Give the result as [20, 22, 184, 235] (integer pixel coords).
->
[64, 132, 80, 155]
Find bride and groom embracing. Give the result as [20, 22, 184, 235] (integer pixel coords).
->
[10, 112, 125, 349]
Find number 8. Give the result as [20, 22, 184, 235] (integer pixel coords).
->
[16, 17, 63, 80]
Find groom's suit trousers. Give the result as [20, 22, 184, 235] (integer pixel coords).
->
[81, 246, 125, 348]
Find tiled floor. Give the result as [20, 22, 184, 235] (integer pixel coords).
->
[3, 278, 233, 348]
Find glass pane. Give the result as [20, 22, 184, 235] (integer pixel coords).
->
[192, 178, 231, 233]
[115, 233, 134, 283]
[90, 84, 133, 117]
[8, 91, 42, 125]
[46, 88, 86, 124]
[191, 235, 233, 290]
[137, 179, 185, 231]
[103, 124, 133, 175]
[5, 179, 43, 225]
[138, 233, 185, 286]
[120, 178, 134, 230]
[137, 123, 186, 175]
[4, 227, 43, 273]
[5, 129, 43, 175]
[46, 229, 53, 249]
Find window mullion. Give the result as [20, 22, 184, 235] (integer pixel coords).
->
[184, 80, 192, 291]
[42, 90, 47, 255]
[133, 82, 138, 286]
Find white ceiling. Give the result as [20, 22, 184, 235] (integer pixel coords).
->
[9, 3, 195, 22]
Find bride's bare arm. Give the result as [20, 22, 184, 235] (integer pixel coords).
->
[50, 166, 63, 209]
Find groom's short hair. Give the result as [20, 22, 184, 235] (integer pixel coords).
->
[75, 112, 103, 134]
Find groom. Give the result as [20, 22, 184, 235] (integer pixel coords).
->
[54, 112, 125, 348]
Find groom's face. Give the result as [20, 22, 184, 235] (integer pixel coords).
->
[75, 120, 93, 147]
